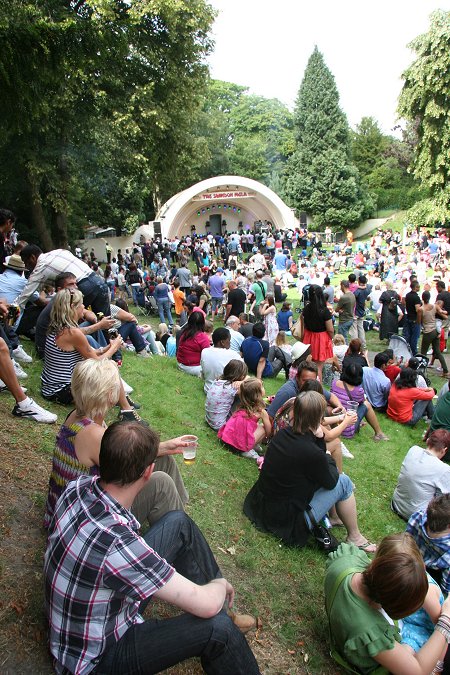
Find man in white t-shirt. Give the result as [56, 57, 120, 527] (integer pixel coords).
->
[200, 327, 243, 393]
[392, 429, 450, 520]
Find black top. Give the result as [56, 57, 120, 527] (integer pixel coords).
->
[302, 306, 332, 332]
[243, 428, 338, 546]
[226, 287, 246, 317]
[405, 290, 422, 320]
[239, 323, 253, 338]
[437, 290, 450, 314]
[342, 353, 369, 371]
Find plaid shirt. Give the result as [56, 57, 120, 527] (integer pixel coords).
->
[16, 249, 94, 308]
[44, 476, 175, 675]
[407, 508, 450, 593]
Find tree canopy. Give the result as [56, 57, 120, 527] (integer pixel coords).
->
[398, 9, 450, 223]
[283, 47, 373, 228]
[0, 0, 215, 246]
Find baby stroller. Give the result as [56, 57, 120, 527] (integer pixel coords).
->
[135, 287, 158, 317]
[388, 334, 430, 384]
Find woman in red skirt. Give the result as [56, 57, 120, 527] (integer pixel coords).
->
[299, 284, 334, 381]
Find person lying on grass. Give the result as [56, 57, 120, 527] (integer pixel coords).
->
[244, 390, 376, 552]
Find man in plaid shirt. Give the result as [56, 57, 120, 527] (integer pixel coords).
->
[406, 493, 450, 593]
[44, 421, 259, 675]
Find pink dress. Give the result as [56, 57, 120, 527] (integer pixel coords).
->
[263, 309, 279, 346]
[218, 410, 258, 452]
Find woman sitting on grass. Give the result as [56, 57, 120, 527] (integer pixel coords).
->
[205, 359, 248, 431]
[43, 359, 188, 529]
[341, 338, 368, 371]
[244, 391, 376, 551]
[325, 532, 450, 675]
[218, 378, 271, 460]
[387, 367, 435, 427]
[41, 289, 136, 422]
[176, 311, 211, 376]
[331, 363, 389, 441]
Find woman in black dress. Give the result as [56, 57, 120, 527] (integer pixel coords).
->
[379, 282, 402, 341]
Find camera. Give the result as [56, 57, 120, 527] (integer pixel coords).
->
[108, 328, 119, 340]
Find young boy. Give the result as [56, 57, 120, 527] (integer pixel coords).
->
[407, 494, 450, 593]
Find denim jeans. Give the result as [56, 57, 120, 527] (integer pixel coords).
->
[93, 512, 259, 675]
[77, 273, 111, 317]
[405, 398, 435, 426]
[338, 320, 353, 343]
[119, 322, 146, 353]
[157, 298, 174, 326]
[402, 319, 421, 355]
[305, 474, 354, 526]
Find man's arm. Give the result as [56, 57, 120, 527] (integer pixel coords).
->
[154, 573, 233, 619]
[16, 263, 47, 308]
[256, 356, 266, 380]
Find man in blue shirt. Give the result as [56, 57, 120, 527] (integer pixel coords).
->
[362, 352, 391, 411]
[241, 322, 283, 379]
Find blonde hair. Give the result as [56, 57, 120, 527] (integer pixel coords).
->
[333, 334, 345, 346]
[275, 331, 287, 347]
[239, 377, 264, 417]
[158, 323, 168, 335]
[71, 360, 121, 420]
[48, 288, 83, 334]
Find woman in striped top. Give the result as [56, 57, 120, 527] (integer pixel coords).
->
[41, 288, 124, 405]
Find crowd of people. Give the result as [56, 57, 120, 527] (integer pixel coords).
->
[3, 206, 450, 673]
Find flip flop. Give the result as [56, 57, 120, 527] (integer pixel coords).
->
[347, 538, 377, 553]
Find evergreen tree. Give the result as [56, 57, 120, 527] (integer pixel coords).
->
[283, 47, 373, 228]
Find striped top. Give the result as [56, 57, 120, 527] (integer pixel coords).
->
[44, 416, 99, 528]
[41, 332, 84, 397]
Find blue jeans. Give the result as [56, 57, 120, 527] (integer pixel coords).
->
[403, 319, 421, 354]
[79, 321, 108, 348]
[119, 322, 146, 353]
[405, 398, 435, 426]
[305, 474, 354, 526]
[93, 512, 259, 675]
[338, 320, 353, 343]
[157, 298, 174, 326]
[77, 273, 110, 317]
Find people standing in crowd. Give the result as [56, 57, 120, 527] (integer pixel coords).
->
[154, 275, 174, 327]
[403, 279, 423, 354]
[300, 284, 334, 382]
[420, 290, 448, 377]
[335, 280, 356, 343]
[208, 267, 226, 320]
[378, 281, 402, 341]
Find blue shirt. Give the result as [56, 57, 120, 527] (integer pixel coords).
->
[277, 309, 293, 331]
[362, 367, 391, 408]
[267, 378, 331, 418]
[273, 252, 288, 271]
[241, 336, 272, 377]
[0, 268, 28, 303]
[407, 508, 450, 593]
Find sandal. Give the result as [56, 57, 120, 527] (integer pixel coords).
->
[373, 432, 389, 441]
[347, 538, 377, 554]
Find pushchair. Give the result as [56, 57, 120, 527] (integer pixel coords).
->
[134, 287, 158, 317]
[388, 334, 430, 384]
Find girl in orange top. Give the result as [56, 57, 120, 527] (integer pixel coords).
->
[387, 368, 435, 426]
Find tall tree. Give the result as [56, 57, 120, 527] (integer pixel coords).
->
[398, 9, 450, 222]
[283, 47, 373, 228]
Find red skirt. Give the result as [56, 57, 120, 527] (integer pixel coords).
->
[303, 329, 333, 362]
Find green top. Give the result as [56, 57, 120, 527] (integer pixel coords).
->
[251, 280, 267, 306]
[325, 543, 399, 674]
[430, 390, 450, 432]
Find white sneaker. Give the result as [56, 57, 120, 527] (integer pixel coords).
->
[12, 345, 33, 363]
[12, 398, 57, 423]
[241, 449, 260, 460]
[12, 359, 27, 379]
[341, 443, 354, 459]
[121, 378, 133, 395]
[0, 379, 27, 393]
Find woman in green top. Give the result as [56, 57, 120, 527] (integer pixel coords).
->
[325, 538, 450, 674]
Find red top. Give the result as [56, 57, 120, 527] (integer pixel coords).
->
[384, 364, 401, 383]
[387, 385, 434, 423]
[177, 332, 210, 366]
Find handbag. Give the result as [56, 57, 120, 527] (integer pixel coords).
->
[305, 507, 339, 553]
[291, 318, 303, 340]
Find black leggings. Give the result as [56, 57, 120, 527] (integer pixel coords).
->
[43, 384, 73, 405]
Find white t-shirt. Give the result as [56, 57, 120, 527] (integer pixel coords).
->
[200, 347, 243, 393]
[392, 445, 450, 520]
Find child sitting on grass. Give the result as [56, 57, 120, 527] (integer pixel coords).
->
[218, 378, 271, 460]
[407, 494, 450, 596]
[205, 360, 248, 431]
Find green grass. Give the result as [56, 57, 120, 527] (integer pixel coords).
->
[2, 296, 446, 674]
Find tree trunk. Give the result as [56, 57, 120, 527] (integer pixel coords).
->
[26, 167, 54, 251]
[53, 152, 69, 248]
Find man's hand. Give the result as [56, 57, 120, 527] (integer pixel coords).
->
[97, 316, 115, 331]
[0, 299, 8, 318]
[158, 436, 190, 456]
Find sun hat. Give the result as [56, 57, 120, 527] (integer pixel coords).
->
[4, 254, 25, 271]
[291, 341, 311, 361]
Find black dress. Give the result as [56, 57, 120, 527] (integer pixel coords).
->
[379, 290, 400, 341]
[243, 428, 338, 546]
